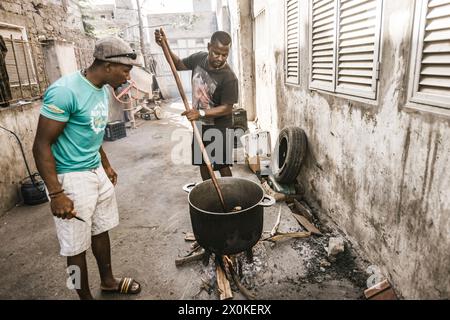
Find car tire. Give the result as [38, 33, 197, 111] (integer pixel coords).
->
[272, 127, 307, 184]
[154, 106, 162, 120]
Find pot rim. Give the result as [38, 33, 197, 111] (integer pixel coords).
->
[188, 177, 265, 216]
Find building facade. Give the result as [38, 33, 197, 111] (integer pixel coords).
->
[147, 10, 218, 97]
[0, 0, 95, 213]
[226, 0, 450, 299]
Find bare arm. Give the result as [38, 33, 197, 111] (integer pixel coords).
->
[154, 28, 188, 71]
[33, 115, 66, 194]
[204, 104, 233, 118]
[33, 115, 76, 220]
[99, 145, 117, 186]
[99, 146, 111, 169]
[182, 104, 233, 122]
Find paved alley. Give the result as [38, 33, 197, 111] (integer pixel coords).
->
[0, 100, 370, 300]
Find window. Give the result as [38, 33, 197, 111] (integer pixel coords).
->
[310, 0, 383, 99]
[409, 0, 450, 110]
[0, 24, 37, 88]
[0, 22, 45, 106]
[286, 0, 300, 85]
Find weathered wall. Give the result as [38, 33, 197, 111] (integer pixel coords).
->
[227, 0, 255, 120]
[0, 0, 95, 214]
[41, 40, 78, 84]
[232, 0, 449, 299]
[0, 103, 41, 214]
[0, 0, 95, 81]
[82, 0, 140, 47]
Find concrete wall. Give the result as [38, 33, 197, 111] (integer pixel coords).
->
[0, 0, 95, 86]
[0, 103, 40, 214]
[229, 0, 450, 299]
[215, 0, 233, 68]
[82, 0, 140, 47]
[41, 40, 78, 84]
[66, 0, 85, 31]
[227, 0, 255, 120]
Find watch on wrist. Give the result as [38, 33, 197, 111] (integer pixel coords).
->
[199, 109, 206, 118]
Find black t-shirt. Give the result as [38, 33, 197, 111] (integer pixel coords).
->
[182, 52, 238, 128]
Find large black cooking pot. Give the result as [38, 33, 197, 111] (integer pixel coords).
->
[184, 177, 275, 255]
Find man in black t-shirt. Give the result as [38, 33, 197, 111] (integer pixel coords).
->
[155, 29, 239, 181]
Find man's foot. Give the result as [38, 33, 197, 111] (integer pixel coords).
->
[101, 277, 141, 294]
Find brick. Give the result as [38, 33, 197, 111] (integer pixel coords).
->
[365, 279, 398, 300]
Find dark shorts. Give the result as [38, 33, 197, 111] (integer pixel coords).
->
[191, 124, 234, 171]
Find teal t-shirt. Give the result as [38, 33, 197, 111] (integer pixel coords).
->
[40, 71, 109, 174]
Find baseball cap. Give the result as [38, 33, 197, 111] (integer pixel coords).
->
[93, 37, 142, 66]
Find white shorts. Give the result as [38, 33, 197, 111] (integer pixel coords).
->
[52, 166, 119, 257]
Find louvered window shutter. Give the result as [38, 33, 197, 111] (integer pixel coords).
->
[286, 0, 300, 84]
[411, 0, 450, 109]
[336, 0, 382, 99]
[310, 0, 337, 91]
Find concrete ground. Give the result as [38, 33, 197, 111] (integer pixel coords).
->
[0, 100, 371, 300]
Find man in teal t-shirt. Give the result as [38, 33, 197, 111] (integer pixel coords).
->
[40, 70, 110, 174]
[33, 37, 142, 300]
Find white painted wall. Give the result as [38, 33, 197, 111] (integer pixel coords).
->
[228, 0, 450, 299]
[54, 42, 78, 76]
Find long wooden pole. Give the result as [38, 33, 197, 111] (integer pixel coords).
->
[159, 29, 227, 212]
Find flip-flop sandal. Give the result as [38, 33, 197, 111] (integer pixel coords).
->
[101, 277, 141, 294]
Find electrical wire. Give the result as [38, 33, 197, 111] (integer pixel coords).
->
[0, 124, 38, 187]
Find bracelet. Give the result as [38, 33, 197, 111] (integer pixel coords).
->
[49, 193, 65, 200]
[48, 189, 65, 197]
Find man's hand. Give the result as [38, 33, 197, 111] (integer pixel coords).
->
[154, 28, 188, 71]
[154, 28, 166, 47]
[182, 109, 201, 122]
[104, 166, 118, 186]
[51, 194, 77, 220]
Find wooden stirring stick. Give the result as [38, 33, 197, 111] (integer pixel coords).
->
[159, 28, 227, 212]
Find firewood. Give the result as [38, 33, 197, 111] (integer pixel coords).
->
[175, 249, 205, 267]
[216, 264, 233, 300]
[264, 231, 311, 242]
[184, 232, 196, 241]
[292, 213, 323, 236]
[223, 256, 255, 300]
[183, 243, 201, 257]
[293, 199, 314, 222]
